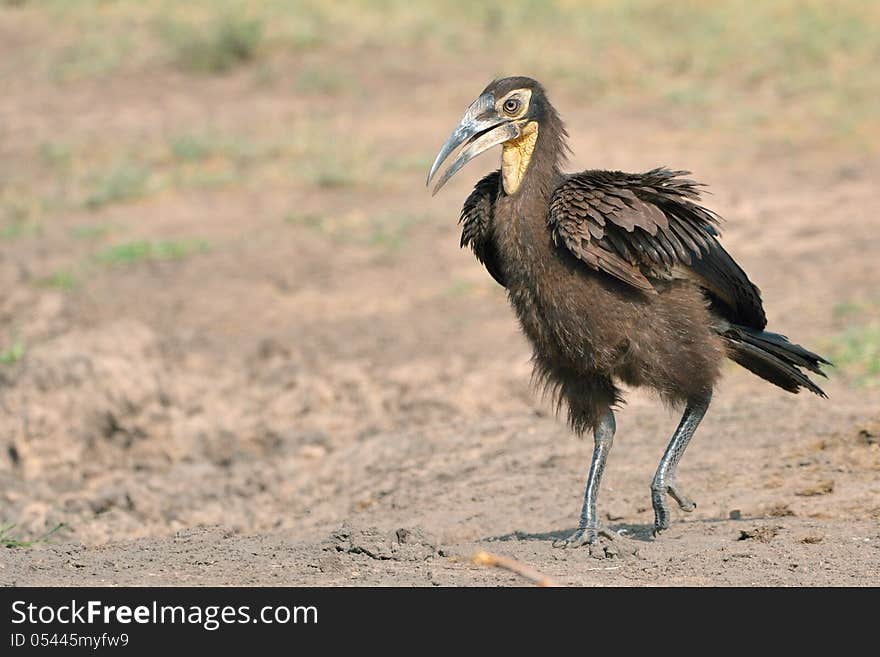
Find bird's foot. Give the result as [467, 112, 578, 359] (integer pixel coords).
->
[552, 527, 615, 549]
[651, 480, 696, 537]
[652, 490, 670, 537]
[553, 527, 597, 548]
[667, 483, 697, 513]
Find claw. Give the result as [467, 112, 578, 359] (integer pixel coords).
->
[552, 528, 616, 549]
[652, 479, 697, 536]
[667, 483, 697, 512]
[651, 487, 669, 535]
[553, 528, 597, 549]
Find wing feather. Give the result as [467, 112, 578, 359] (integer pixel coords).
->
[460, 170, 506, 288]
[548, 168, 767, 328]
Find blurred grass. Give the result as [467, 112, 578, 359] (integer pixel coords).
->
[84, 164, 153, 210]
[0, 523, 64, 549]
[18, 1, 876, 133]
[160, 12, 263, 73]
[49, 31, 133, 81]
[0, 218, 41, 241]
[11, 126, 376, 214]
[295, 66, 354, 95]
[2, 2, 877, 258]
[827, 324, 880, 387]
[285, 209, 421, 252]
[36, 269, 79, 291]
[0, 0, 867, 163]
[39, 142, 73, 170]
[0, 339, 25, 365]
[71, 224, 113, 240]
[97, 239, 211, 265]
[826, 300, 880, 387]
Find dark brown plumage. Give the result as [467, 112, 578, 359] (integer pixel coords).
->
[429, 76, 829, 546]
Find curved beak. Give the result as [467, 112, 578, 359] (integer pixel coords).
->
[426, 93, 521, 196]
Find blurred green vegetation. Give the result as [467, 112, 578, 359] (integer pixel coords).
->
[97, 239, 211, 265]
[0, 339, 26, 365]
[295, 65, 355, 95]
[827, 299, 880, 387]
[827, 323, 880, 387]
[1, 2, 877, 258]
[160, 12, 263, 73]
[84, 163, 153, 210]
[14, 1, 875, 140]
[36, 269, 79, 291]
[284, 209, 421, 252]
[0, 523, 65, 549]
[1, 0, 874, 211]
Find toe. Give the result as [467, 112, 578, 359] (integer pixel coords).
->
[668, 484, 697, 512]
[552, 529, 597, 549]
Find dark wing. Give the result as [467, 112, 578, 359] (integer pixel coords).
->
[549, 168, 766, 329]
[460, 170, 506, 287]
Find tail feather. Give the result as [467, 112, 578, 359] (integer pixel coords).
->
[723, 324, 829, 397]
[737, 327, 830, 376]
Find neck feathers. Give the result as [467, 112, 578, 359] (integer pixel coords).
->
[503, 102, 569, 199]
[501, 122, 539, 194]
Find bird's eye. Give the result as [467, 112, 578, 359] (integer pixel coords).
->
[503, 98, 521, 114]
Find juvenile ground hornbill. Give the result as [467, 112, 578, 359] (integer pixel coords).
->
[427, 77, 830, 546]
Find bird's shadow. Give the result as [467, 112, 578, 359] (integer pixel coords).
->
[484, 523, 657, 544]
[484, 515, 758, 545]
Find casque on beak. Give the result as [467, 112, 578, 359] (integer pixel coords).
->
[426, 93, 521, 196]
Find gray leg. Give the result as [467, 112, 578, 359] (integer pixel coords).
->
[651, 391, 712, 536]
[553, 407, 616, 548]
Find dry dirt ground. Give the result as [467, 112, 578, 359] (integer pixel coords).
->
[1, 4, 879, 586]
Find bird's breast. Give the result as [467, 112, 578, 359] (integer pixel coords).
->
[494, 206, 593, 365]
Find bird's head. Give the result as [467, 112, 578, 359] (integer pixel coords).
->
[427, 76, 553, 196]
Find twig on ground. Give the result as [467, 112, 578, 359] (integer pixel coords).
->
[471, 550, 560, 587]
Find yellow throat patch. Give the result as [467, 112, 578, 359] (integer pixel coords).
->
[501, 121, 538, 195]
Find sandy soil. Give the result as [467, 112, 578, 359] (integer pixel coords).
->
[1, 10, 879, 586]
